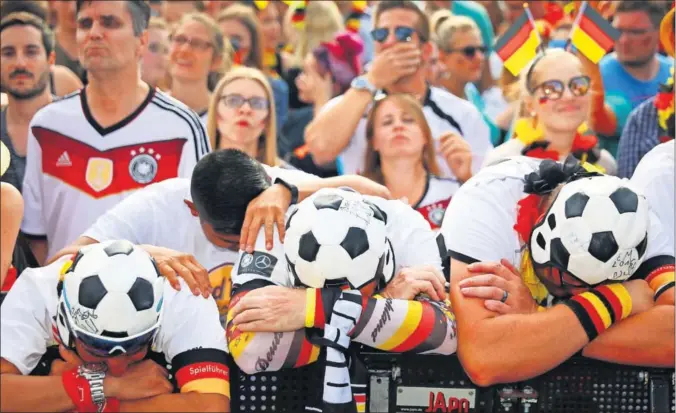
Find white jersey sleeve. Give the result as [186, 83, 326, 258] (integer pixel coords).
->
[365, 196, 442, 272]
[464, 106, 493, 175]
[21, 124, 46, 237]
[177, 117, 210, 178]
[83, 179, 184, 244]
[264, 165, 321, 184]
[232, 228, 291, 288]
[0, 261, 61, 375]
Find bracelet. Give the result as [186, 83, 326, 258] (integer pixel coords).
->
[273, 177, 299, 205]
[62, 368, 98, 413]
[563, 283, 632, 342]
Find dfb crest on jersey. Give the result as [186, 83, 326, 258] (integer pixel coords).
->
[129, 151, 158, 184]
[85, 157, 113, 192]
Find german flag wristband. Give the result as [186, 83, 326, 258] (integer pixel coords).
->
[563, 283, 632, 342]
[305, 288, 343, 328]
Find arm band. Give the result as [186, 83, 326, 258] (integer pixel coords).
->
[562, 283, 632, 342]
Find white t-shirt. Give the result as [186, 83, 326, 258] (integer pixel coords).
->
[322, 86, 493, 178]
[0, 257, 227, 381]
[232, 196, 443, 288]
[631, 140, 674, 249]
[83, 165, 319, 316]
[442, 156, 673, 279]
[413, 175, 460, 230]
[21, 89, 211, 258]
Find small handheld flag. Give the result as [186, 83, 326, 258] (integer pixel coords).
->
[494, 4, 542, 76]
[570, 2, 620, 64]
[346, 1, 367, 33]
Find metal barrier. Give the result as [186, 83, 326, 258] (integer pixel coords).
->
[230, 348, 675, 413]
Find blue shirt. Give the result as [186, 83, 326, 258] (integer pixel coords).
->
[269, 76, 289, 132]
[599, 53, 673, 155]
[616, 97, 661, 179]
[464, 83, 501, 146]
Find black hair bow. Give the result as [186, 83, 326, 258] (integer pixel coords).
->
[523, 156, 601, 195]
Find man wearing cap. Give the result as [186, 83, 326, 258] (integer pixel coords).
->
[616, 6, 675, 178]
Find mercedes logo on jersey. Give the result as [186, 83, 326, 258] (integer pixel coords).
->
[255, 255, 272, 269]
[129, 151, 159, 184]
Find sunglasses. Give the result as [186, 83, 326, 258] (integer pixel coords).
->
[220, 94, 269, 111]
[170, 34, 213, 51]
[148, 42, 169, 55]
[531, 75, 591, 101]
[371, 26, 423, 43]
[60, 301, 160, 358]
[446, 45, 487, 59]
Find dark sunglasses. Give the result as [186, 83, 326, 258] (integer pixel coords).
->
[371, 26, 423, 43]
[220, 94, 269, 111]
[446, 45, 487, 58]
[531, 75, 591, 100]
[148, 42, 169, 55]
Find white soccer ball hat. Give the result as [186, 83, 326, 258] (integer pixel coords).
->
[530, 175, 649, 286]
[284, 188, 393, 294]
[56, 240, 165, 346]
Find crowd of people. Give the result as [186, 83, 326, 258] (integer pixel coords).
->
[0, 0, 673, 412]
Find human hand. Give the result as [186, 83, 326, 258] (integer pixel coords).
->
[104, 360, 172, 401]
[49, 346, 84, 376]
[141, 245, 210, 298]
[381, 265, 447, 301]
[366, 43, 422, 89]
[229, 286, 306, 332]
[622, 279, 654, 317]
[460, 259, 539, 314]
[240, 184, 292, 253]
[438, 132, 472, 183]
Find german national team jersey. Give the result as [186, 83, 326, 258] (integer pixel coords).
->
[83, 166, 319, 318]
[441, 156, 675, 303]
[21, 88, 211, 258]
[413, 175, 460, 230]
[631, 141, 674, 250]
[0, 256, 229, 397]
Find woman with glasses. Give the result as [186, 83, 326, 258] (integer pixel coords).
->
[483, 49, 617, 174]
[362, 94, 463, 230]
[141, 17, 170, 91]
[217, 4, 289, 132]
[437, 16, 502, 146]
[206, 66, 279, 166]
[168, 12, 230, 125]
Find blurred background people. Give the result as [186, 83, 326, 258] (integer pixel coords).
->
[52, 0, 86, 84]
[162, 0, 204, 24]
[141, 16, 170, 90]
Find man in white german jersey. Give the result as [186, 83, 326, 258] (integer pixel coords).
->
[21, 0, 210, 262]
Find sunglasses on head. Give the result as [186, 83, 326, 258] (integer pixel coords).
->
[371, 26, 422, 43]
[531, 75, 591, 100]
[446, 45, 487, 58]
[220, 94, 269, 111]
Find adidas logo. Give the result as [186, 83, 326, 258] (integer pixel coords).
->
[56, 151, 72, 167]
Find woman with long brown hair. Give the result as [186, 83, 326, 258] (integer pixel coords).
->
[363, 94, 467, 229]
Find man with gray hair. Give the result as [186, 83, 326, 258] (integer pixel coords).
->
[22, 0, 210, 263]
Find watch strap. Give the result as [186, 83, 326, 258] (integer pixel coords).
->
[273, 177, 299, 205]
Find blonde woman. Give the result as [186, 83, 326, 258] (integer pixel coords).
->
[207, 66, 278, 166]
[363, 94, 463, 230]
[168, 12, 231, 124]
[483, 49, 617, 174]
[141, 17, 170, 90]
[437, 16, 502, 145]
[217, 4, 288, 131]
[283, 1, 344, 110]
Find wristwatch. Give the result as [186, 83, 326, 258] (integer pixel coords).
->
[79, 363, 108, 411]
[273, 177, 299, 205]
[350, 75, 377, 96]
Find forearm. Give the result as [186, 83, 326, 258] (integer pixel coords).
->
[349, 297, 457, 355]
[304, 89, 372, 164]
[0, 374, 75, 412]
[582, 305, 675, 367]
[47, 236, 98, 264]
[456, 305, 589, 386]
[296, 175, 387, 201]
[120, 392, 229, 413]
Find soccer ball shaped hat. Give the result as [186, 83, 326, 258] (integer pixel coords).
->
[529, 175, 649, 287]
[55, 240, 165, 357]
[284, 187, 395, 296]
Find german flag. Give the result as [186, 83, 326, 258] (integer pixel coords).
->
[571, 3, 620, 64]
[495, 11, 541, 76]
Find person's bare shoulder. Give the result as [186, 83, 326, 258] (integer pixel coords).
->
[51, 65, 83, 96]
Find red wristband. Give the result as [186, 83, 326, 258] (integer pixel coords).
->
[62, 368, 98, 413]
[102, 398, 120, 412]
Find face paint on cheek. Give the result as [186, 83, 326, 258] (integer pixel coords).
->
[539, 96, 549, 104]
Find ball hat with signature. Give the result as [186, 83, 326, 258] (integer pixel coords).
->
[660, 6, 675, 58]
[0, 141, 10, 177]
